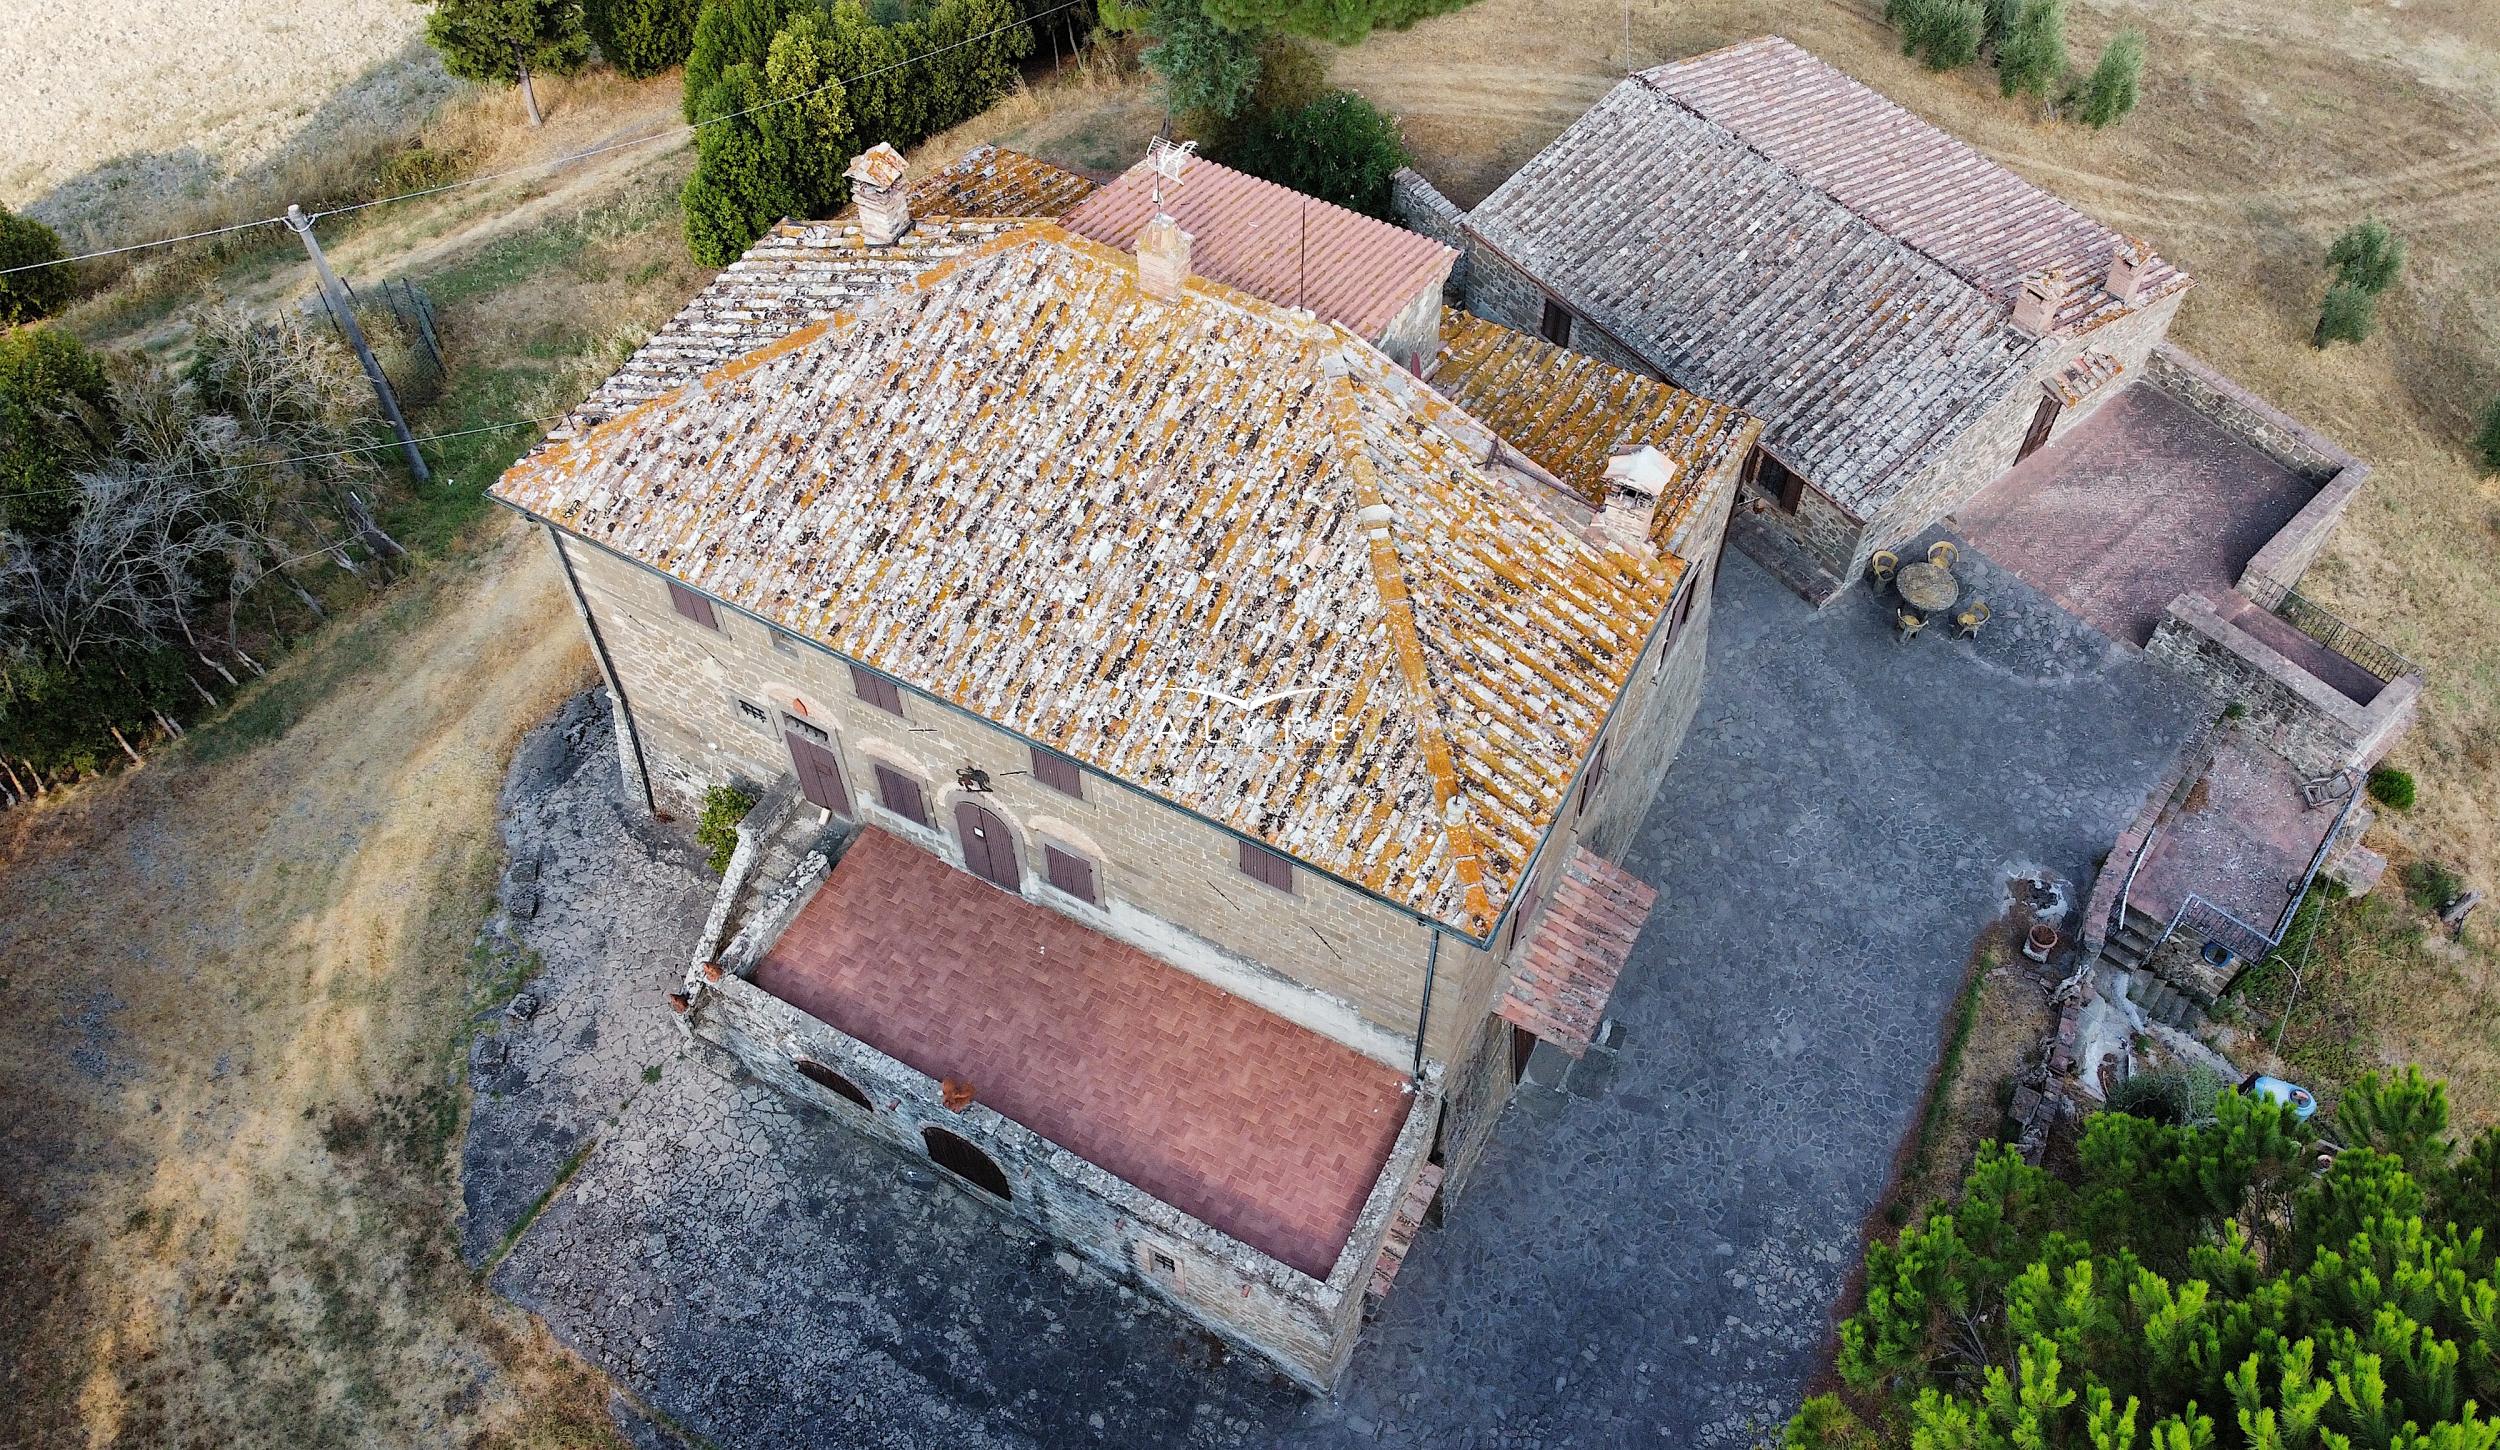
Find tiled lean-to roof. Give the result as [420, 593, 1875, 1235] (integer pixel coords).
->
[1431, 309, 1762, 544]
[496, 224, 1679, 932]
[906, 143, 1099, 219]
[1648, 38, 2188, 334]
[1467, 76, 2030, 515]
[1063, 155, 1454, 341]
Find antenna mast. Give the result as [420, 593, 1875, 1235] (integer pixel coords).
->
[1145, 135, 1197, 220]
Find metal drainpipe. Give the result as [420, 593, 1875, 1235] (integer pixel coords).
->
[1411, 931, 1440, 1086]
[546, 524, 658, 816]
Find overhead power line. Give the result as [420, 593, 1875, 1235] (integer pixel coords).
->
[0, 0, 1084, 278]
[1, 416, 566, 499]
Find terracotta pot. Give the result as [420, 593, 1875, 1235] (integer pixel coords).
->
[2023, 924, 2059, 962]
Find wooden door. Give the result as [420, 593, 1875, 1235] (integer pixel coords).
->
[785, 729, 850, 815]
[2017, 393, 2061, 463]
[955, 800, 1020, 890]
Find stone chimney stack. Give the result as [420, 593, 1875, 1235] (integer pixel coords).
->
[2105, 236, 2153, 305]
[2011, 268, 2070, 336]
[1596, 445, 1678, 548]
[1137, 214, 1193, 302]
[846, 143, 912, 247]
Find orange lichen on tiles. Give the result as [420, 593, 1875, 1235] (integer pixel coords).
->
[907, 143, 1100, 220]
[495, 223, 1672, 930]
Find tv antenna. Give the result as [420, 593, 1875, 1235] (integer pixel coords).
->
[1145, 136, 1197, 219]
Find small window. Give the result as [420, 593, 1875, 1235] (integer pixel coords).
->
[782, 712, 829, 745]
[1152, 1250, 1177, 1274]
[1044, 844, 1098, 905]
[667, 580, 720, 632]
[873, 764, 929, 827]
[1577, 739, 1608, 814]
[849, 663, 904, 716]
[1237, 839, 1293, 893]
[1031, 746, 1083, 799]
[770, 628, 800, 656]
[923, 1126, 1011, 1201]
[1749, 447, 1805, 513]
[734, 698, 771, 733]
[795, 1058, 872, 1110]
[1539, 297, 1573, 347]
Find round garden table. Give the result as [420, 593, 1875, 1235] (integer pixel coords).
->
[1895, 560, 1961, 615]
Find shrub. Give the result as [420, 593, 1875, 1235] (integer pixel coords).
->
[1216, 90, 1410, 219]
[1994, 0, 2065, 103]
[0, 208, 75, 326]
[2475, 395, 2500, 476]
[1144, 3, 1263, 119]
[2327, 216, 2406, 297]
[2073, 27, 2143, 129]
[0, 327, 110, 536]
[2313, 280, 2376, 349]
[2106, 1063, 2223, 1126]
[2367, 763, 2416, 810]
[1199, 0, 1478, 47]
[586, 0, 702, 76]
[2403, 860, 2466, 916]
[697, 784, 758, 872]
[682, 0, 795, 119]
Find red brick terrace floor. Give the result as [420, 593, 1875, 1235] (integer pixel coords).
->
[751, 829, 1411, 1279]
[1952, 385, 2317, 646]
[2130, 736, 2338, 938]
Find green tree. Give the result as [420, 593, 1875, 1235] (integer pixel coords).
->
[1899, 0, 1985, 71]
[682, 0, 795, 120]
[1198, 0, 1475, 46]
[1980, 0, 2018, 47]
[2474, 396, 2500, 476]
[2314, 282, 2375, 349]
[425, 0, 593, 126]
[585, 0, 703, 76]
[1145, 3, 1264, 119]
[0, 210, 74, 328]
[0, 327, 109, 536]
[1995, 0, 2066, 103]
[2075, 27, 2144, 129]
[1216, 90, 1410, 218]
[2327, 217, 2406, 297]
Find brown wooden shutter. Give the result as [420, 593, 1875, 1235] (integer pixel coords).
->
[1044, 845, 1097, 904]
[1031, 746, 1082, 798]
[873, 764, 928, 826]
[667, 581, 719, 631]
[848, 663, 903, 716]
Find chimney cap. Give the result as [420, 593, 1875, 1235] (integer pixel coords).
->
[846, 142, 909, 190]
[1604, 445, 1677, 501]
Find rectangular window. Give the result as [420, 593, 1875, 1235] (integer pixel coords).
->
[734, 698, 771, 733]
[1031, 746, 1082, 799]
[1236, 840, 1293, 893]
[1578, 739, 1609, 815]
[782, 712, 829, 745]
[1044, 844, 1098, 905]
[848, 663, 904, 716]
[1749, 446, 1805, 513]
[667, 580, 720, 632]
[872, 764, 929, 827]
[1539, 297, 1573, 347]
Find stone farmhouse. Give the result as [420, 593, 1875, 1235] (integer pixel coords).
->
[1397, 36, 2192, 602]
[490, 143, 1759, 1390]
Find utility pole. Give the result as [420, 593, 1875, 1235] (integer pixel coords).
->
[285, 204, 428, 483]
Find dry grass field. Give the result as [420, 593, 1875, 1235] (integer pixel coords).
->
[1, 0, 2496, 1442]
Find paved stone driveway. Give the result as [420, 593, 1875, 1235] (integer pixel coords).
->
[473, 546, 2199, 1448]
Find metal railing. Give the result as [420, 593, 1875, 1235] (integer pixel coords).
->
[2241, 574, 2417, 685]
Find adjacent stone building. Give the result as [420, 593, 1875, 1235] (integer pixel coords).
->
[490, 150, 1752, 1390]
[1414, 36, 2193, 601]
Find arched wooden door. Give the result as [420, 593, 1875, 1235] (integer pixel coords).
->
[954, 800, 1020, 890]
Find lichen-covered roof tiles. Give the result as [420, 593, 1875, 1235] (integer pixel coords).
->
[495, 224, 1678, 933]
[1431, 309, 1763, 546]
[1063, 154, 1454, 341]
[906, 143, 1099, 219]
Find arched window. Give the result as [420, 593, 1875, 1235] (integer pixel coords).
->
[794, 1058, 872, 1111]
[921, 1126, 1011, 1201]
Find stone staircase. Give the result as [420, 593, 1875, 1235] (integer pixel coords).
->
[2115, 965, 2201, 1033]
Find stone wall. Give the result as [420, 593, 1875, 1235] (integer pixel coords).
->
[1389, 168, 1468, 301]
[1378, 271, 1451, 370]
[1728, 485, 1859, 601]
[2145, 591, 2421, 779]
[1434, 1008, 1517, 1204]
[2243, 465, 2368, 593]
[688, 970, 1440, 1393]
[1458, 237, 1656, 378]
[2144, 345, 2358, 485]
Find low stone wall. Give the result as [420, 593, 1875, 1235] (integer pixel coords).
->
[2145, 345, 2358, 485]
[2145, 592, 2420, 779]
[684, 969, 1441, 1394]
[1390, 168, 1468, 301]
[2242, 463, 2370, 594]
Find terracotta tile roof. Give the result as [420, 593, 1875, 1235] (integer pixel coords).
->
[1497, 846, 1655, 1055]
[1466, 76, 2032, 515]
[907, 143, 1099, 219]
[1430, 309, 1763, 546]
[754, 828, 1411, 1278]
[540, 216, 1039, 439]
[495, 223, 1679, 932]
[2048, 349, 2126, 408]
[1062, 154, 1454, 342]
[1646, 38, 2189, 333]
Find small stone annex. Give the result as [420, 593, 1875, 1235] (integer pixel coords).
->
[489, 144, 1758, 1390]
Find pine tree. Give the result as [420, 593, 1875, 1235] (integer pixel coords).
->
[424, 0, 592, 126]
[584, 0, 702, 77]
[2075, 28, 2144, 130]
[1995, 0, 2067, 104]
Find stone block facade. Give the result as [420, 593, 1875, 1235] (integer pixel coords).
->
[2145, 591, 2420, 780]
[687, 964, 1440, 1392]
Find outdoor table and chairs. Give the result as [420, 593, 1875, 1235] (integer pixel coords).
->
[1873, 541, 1989, 643]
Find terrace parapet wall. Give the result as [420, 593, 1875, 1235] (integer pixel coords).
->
[683, 967, 1441, 1394]
[2141, 345, 2372, 594]
[2145, 591, 2421, 781]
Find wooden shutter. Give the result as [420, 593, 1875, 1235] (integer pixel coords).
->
[873, 764, 928, 826]
[848, 663, 903, 716]
[1237, 840, 1292, 893]
[1578, 739, 1608, 814]
[1044, 845, 1097, 904]
[1031, 746, 1082, 799]
[667, 581, 719, 631]
[1539, 297, 1572, 347]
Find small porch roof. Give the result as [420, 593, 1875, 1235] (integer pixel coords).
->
[1498, 847, 1657, 1056]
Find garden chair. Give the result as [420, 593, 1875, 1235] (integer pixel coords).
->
[1953, 600, 1992, 640]
[1895, 609, 1926, 644]
[1925, 540, 1958, 570]
[1867, 549, 1899, 591]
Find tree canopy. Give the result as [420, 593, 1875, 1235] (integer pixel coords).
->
[0, 209, 74, 328]
[1994, 0, 2066, 103]
[1791, 1068, 2500, 1450]
[425, 0, 592, 121]
[2075, 28, 2144, 129]
[1215, 90, 1410, 220]
[584, 0, 704, 76]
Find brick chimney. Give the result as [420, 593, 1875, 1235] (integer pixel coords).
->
[2011, 268, 2070, 336]
[1136, 214, 1192, 302]
[1596, 445, 1678, 548]
[2105, 236, 2154, 305]
[846, 143, 912, 246]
